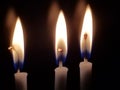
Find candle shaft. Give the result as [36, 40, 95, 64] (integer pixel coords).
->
[55, 61, 68, 90]
[14, 71, 28, 90]
[79, 58, 92, 90]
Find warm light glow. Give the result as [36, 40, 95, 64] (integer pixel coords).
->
[12, 17, 24, 64]
[80, 5, 93, 55]
[55, 10, 67, 61]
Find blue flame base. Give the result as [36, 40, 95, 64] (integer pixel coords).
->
[14, 62, 24, 72]
[81, 50, 91, 59]
[56, 55, 66, 65]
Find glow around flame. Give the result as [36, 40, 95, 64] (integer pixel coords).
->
[12, 17, 24, 65]
[80, 5, 93, 58]
[55, 10, 67, 63]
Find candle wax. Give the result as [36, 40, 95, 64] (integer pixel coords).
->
[79, 59, 92, 90]
[55, 63, 68, 90]
[14, 71, 28, 90]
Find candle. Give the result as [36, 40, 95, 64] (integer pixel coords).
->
[79, 5, 93, 90]
[54, 10, 68, 90]
[55, 61, 68, 90]
[8, 17, 28, 90]
[79, 58, 92, 90]
[14, 70, 28, 90]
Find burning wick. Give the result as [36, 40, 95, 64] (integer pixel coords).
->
[57, 48, 63, 52]
[8, 46, 19, 63]
[8, 46, 13, 50]
[57, 48, 63, 67]
[8, 46, 17, 53]
[84, 33, 88, 40]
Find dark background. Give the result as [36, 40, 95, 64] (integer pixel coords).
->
[0, 0, 119, 90]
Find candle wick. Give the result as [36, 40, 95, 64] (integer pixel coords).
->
[84, 58, 88, 62]
[8, 45, 16, 52]
[57, 48, 63, 53]
[8, 45, 19, 58]
[17, 69, 20, 73]
[84, 33, 88, 40]
[8, 46, 13, 50]
[57, 48, 63, 67]
[59, 60, 63, 67]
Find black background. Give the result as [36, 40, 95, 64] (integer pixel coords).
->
[0, 0, 119, 90]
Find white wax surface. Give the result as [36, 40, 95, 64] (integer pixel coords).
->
[55, 66, 68, 90]
[79, 60, 92, 90]
[14, 72, 28, 90]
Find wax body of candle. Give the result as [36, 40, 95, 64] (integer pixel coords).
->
[14, 70, 28, 90]
[55, 62, 68, 90]
[79, 58, 92, 90]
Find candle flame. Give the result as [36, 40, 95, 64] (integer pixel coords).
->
[80, 5, 93, 59]
[11, 17, 24, 68]
[55, 10, 67, 64]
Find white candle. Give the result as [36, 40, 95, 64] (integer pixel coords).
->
[9, 17, 27, 90]
[55, 61, 68, 90]
[15, 70, 28, 90]
[79, 58, 92, 90]
[79, 4, 93, 90]
[55, 10, 68, 90]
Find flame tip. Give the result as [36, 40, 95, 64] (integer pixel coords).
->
[60, 9, 63, 12]
[86, 4, 91, 7]
[17, 16, 20, 19]
[86, 4, 92, 13]
[59, 10, 65, 17]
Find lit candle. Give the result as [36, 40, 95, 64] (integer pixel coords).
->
[8, 17, 28, 90]
[55, 10, 68, 90]
[79, 5, 93, 90]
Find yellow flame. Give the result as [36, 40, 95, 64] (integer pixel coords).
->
[12, 17, 24, 63]
[55, 10, 67, 59]
[80, 5, 93, 53]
